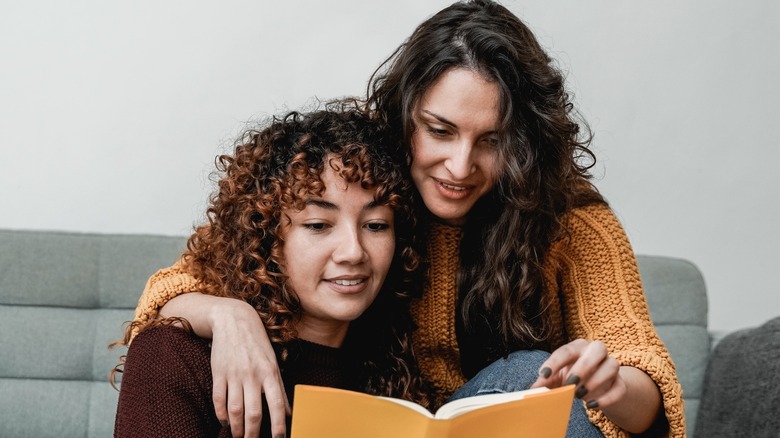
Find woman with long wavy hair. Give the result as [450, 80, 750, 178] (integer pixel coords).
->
[121, 1, 684, 437]
[113, 104, 427, 437]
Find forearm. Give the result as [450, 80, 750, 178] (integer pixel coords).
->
[601, 366, 662, 434]
[160, 292, 259, 340]
[131, 262, 199, 339]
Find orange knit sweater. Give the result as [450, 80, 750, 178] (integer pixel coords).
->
[131, 203, 685, 438]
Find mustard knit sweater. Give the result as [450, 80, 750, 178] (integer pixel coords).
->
[132, 203, 685, 438]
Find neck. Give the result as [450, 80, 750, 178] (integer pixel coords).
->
[295, 317, 349, 348]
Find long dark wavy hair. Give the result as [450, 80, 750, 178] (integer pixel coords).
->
[366, 0, 605, 369]
[118, 101, 427, 403]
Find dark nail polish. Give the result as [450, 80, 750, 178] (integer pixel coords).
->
[586, 400, 600, 409]
[219, 420, 229, 428]
[564, 374, 580, 386]
[274, 435, 285, 438]
[575, 385, 588, 399]
[539, 367, 552, 378]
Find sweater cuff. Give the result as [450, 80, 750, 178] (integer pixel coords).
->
[130, 265, 199, 341]
[587, 350, 686, 438]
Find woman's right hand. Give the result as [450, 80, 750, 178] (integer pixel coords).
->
[161, 293, 291, 438]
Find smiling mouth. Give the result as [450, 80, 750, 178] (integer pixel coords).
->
[434, 177, 471, 191]
[440, 181, 467, 191]
[433, 178, 474, 199]
[332, 279, 364, 286]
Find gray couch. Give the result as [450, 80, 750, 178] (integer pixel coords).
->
[0, 228, 772, 437]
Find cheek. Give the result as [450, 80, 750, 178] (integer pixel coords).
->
[371, 236, 396, 273]
[409, 131, 431, 166]
[280, 235, 314, 278]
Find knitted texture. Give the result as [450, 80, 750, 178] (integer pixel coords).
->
[131, 262, 199, 339]
[115, 325, 356, 437]
[114, 326, 228, 437]
[408, 205, 684, 437]
[131, 204, 685, 437]
[541, 204, 685, 437]
[410, 222, 467, 407]
[694, 316, 780, 437]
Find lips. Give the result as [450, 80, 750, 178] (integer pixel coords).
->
[325, 276, 369, 294]
[332, 279, 364, 286]
[433, 177, 474, 200]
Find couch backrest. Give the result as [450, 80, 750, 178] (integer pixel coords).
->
[0, 230, 710, 437]
[637, 255, 710, 437]
[0, 229, 186, 438]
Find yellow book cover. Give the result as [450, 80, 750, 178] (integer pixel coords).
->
[290, 384, 575, 438]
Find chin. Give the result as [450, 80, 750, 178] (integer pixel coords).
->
[331, 308, 371, 323]
[428, 206, 468, 225]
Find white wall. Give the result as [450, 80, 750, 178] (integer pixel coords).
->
[2, 1, 778, 333]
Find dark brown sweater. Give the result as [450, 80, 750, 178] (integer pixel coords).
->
[114, 325, 357, 437]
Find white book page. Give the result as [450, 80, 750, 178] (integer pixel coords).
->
[376, 396, 434, 418]
[434, 387, 550, 419]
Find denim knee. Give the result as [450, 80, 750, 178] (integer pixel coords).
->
[449, 350, 604, 437]
[449, 350, 551, 400]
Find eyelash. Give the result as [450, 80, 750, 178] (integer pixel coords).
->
[426, 126, 498, 147]
[302, 222, 390, 233]
[365, 222, 390, 232]
[302, 223, 330, 232]
[426, 126, 450, 137]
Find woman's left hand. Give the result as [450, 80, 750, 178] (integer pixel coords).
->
[530, 339, 625, 410]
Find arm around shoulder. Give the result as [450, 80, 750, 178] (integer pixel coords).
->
[131, 261, 200, 339]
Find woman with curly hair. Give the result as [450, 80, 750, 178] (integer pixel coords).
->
[113, 106, 427, 437]
[123, 1, 685, 437]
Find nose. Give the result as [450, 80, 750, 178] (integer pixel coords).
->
[332, 226, 368, 264]
[444, 140, 476, 180]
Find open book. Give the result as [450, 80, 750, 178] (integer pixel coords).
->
[290, 384, 575, 438]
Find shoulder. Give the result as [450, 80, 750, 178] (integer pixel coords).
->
[116, 324, 220, 436]
[551, 203, 632, 257]
[126, 324, 211, 375]
[546, 203, 640, 285]
[131, 323, 208, 350]
[567, 203, 625, 237]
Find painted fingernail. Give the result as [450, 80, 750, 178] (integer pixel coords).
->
[274, 435, 285, 438]
[575, 385, 588, 399]
[219, 420, 229, 428]
[586, 400, 600, 409]
[539, 367, 552, 378]
[564, 374, 580, 386]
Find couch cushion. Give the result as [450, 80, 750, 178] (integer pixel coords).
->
[694, 316, 780, 438]
[0, 229, 186, 438]
[0, 306, 134, 380]
[0, 230, 186, 308]
[637, 255, 709, 437]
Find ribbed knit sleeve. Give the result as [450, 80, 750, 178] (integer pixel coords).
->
[544, 204, 685, 438]
[131, 261, 199, 339]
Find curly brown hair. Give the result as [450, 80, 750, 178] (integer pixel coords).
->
[174, 101, 427, 402]
[366, 0, 606, 374]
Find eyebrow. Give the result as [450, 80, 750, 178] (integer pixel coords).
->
[420, 109, 498, 135]
[421, 109, 457, 128]
[303, 198, 384, 211]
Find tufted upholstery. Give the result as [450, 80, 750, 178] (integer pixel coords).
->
[0, 229, 186, 438]
[0, 229, 752, 437]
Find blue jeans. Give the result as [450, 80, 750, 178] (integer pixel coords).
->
[448, 350, 604, 437]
